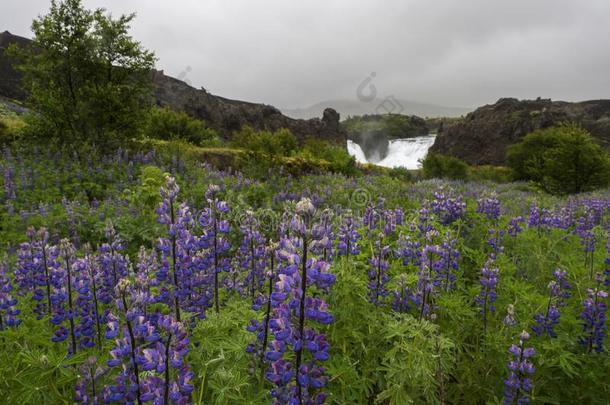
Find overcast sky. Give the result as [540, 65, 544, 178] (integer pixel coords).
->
[3, 0, 610, 109]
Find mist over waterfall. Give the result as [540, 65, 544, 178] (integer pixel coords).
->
[347, 135, 436, 169]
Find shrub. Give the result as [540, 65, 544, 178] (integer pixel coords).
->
[388, 166, 413, 182]
[421, 153, 469, 180]
[507, 124, 610, 194]
[469, 165, 513, 183]
[142, 106, 219, 146]
[300, 138, 358, 176]
[231, 127, 298, 157]
[0, 116, 26, 145]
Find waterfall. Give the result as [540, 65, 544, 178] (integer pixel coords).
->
[347, 135, 436, 169]
[346, 140, 368, 164]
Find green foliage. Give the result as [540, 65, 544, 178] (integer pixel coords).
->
[0, 116, 26, 145]
[2, 136, 610, 404]
[231, 126, 298, 157]
[141, 106, 220, 146]
[507, 124, 610, 194]
[421, 152, 469, 180]
[469, 165, 514, 183]
[343, 114, 427, 139]
[299, 138, 358, 176]
[387, 166, 413, 182]
[8, 0, 155, 148]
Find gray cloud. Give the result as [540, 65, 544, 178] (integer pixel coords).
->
[2, 0, 609, 110]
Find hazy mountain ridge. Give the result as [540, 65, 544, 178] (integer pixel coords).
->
[282, 99, 473, 120]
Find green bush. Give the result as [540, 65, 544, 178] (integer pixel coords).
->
[231, 126, 298, 157]
[142, 106, 219, 146]
[507, 124, 610, 194]
[300, 138, 358, 176]
[388, 166, 413, 182]
[421, 152, 469, 180]
[469, 165, 513, 183]
[0, 116, 26, 145]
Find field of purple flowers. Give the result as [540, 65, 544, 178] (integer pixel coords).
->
[0, 145, 609, 404]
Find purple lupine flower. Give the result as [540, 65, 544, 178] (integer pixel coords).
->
[575, 210, 597, 278]
[3, 160, 16, 201]
[580, 274, 608, 353]
[532, 270, 572, 338]
[417, 206, 435, 236]
[138, 315, 194, 404]
[98, 222, 129, 305]
[337, 211, 361, 258]
[504, 304, 517, 327]
[15, 227, 38, 294]
[415, 245, 438, 321]
[477, 194, 501, 222]
[528, 204, 542, 233]
[475, 259, 499, 334]
[247, 243, 278, 374]
[391, 274, 413, 314]
[156, 175, 185, 321]
[430, 189, 466, 225]
[503, 330, 535, 404]
[16, 227, 57, 318]
[437, 234, 460, 292]
[311, 209, 335, 262]
[265, 199, 336, 405]
[604, 232, 610, 287]
[134, 246, 157, 318]
[0, 260, 21, 330]
[51, 239, 79, 354]
[238, 211, 269, 299]
[396, 234, 422, 268]
[382, 208, 403, 237]
[487, 228, 505, 260]
[367, 234, 391, 306]
[198, 184, 231, 314]
[507, 217, 525, 237]
[104, 279, 154, 404]
[363, 199, 383, 232]
[75, 356, 105, 405]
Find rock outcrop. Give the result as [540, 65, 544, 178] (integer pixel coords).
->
[0, 31, 28, 102]
[0, 30, 345, 143]
[430, 98, 610, 165]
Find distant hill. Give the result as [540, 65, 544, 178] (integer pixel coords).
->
[0, 30, 346, 143]
[282, 99, 472, 120]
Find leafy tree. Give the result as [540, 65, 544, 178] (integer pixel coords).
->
[142, 106, 219, 146]
[507, 124, 610, 194]
[9, 0, 155, 148]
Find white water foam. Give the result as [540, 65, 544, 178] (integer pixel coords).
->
[346, 139, 369, 164]
[347, 135, 436, 169]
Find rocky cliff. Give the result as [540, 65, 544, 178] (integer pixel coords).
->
[0, 30, 345, 142]
[430, 98, 610, 165]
